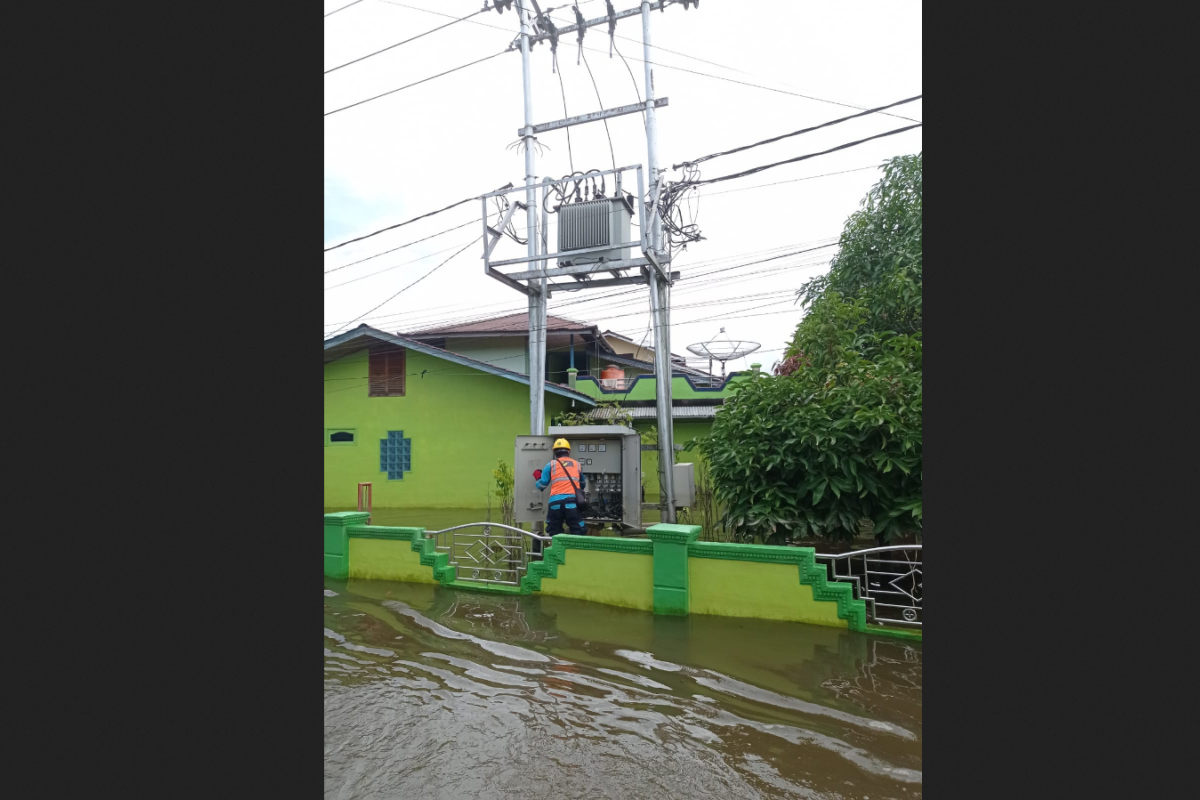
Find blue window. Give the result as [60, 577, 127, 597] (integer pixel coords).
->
[379, 430, 412, 480]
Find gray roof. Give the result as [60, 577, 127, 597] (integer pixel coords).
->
[324, 325, 597, 406]
[585, 405, 720, 420]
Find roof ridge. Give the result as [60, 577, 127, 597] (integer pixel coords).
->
[402, 309, 597, 336]
[324, 326, 597, 405]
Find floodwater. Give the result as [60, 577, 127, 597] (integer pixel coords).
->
[324, 578, 922, 799]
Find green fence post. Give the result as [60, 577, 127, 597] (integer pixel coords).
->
[646, 523, 701, 615]
[324, 512, 369, 578]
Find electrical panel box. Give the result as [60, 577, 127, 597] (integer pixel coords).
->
[557, 196, 633, 267]
[514, 425, 641, 529]
[672, 462, 696, 508]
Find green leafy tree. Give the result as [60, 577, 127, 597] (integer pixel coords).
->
[797, 154, 922, 337]
[704, 154, 922, 544]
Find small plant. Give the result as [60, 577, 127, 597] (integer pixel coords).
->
[553, 401, 633, 428]
[492, 459, 515, 527]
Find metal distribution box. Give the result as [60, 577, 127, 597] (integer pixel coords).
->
[514, 425, 642, 529]
[556, 197, 633, 267]
[672, 462, 696, 508]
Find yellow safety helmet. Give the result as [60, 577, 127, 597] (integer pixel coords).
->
[552, 438, 571, 450]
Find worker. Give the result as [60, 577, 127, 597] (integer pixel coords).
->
[533, 438, 588, 541]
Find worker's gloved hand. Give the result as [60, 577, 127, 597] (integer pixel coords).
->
[533, 469, 542, 480]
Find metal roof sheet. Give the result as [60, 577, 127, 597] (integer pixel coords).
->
[323, 325, 598, 406]
[403, 312, 593, 336]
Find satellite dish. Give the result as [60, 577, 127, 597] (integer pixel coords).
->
[687, 328, 761, 382]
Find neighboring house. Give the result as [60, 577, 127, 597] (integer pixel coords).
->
[401, 312, 648, 385]
[403, 312, 712, 389]
[600, 329, 694, 376]
[324, 325, 596, 509]
[403, 312, 756, 502]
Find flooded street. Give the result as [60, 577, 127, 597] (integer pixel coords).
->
[325, 578, 922, 799]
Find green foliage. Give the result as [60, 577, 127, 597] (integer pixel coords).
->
[492, 459, 515, 526]
[552, 401, 633, 428]
[797, 153, 922, 337]
[704, 154, 922, 544]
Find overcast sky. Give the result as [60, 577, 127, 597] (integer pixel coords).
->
[324, 0, 922, 373]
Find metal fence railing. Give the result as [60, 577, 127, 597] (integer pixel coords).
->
[425, 523, 552, 587]
[813, 545, 922, 627]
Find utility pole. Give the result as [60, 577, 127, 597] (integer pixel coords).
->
[641, 0, 677, 523]
[518, 0, 546, 437]
[490, 0, 689, 522]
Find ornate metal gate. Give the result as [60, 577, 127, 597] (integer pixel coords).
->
[425, 523, 551, 587]
[814, 545, 922, 627]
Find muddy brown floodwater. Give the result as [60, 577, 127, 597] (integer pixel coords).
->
[325, 578, 922, 800]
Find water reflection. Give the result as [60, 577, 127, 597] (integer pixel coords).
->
[325, 578, 922, 799]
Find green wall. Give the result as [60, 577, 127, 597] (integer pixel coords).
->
[325, 517, 874, 633]
[575, 373, 747, 401]
[324, 347, 577, 508]
[539, 548, 655, 611]
[636, 419, 713, 501]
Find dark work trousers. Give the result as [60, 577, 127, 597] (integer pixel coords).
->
[545, 501, 586, 537]
[531, 502, 587, 559]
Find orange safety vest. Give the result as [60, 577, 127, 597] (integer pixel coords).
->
[548, 458, 582, 497]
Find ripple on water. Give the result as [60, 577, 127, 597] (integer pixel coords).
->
[324, 583, 922, 799]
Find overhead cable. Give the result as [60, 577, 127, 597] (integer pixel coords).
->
[324, 49, 511, 117]
[684, 125, 922, 188]
[325, 8, 487, 74]
[386, 1, 916, 122]
[673, 95, 922, 169]
[324, 218, 478, 273]
[324, 182, 510, 253]
[325, 0, 365, 18]
[326, 238, 480, 338]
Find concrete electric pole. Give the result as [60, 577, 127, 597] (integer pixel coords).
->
[495, 0, 694, 521]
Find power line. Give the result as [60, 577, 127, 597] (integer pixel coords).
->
[685, 125, 922, 188]
[325, 236, 481, 290]
[697, 165, 881, 198]
[324, 240, 838, 332]
[324, 218, 478, 273]
[325, 0, 365, 18]
[322, 239, 836, 328]
[324, 183, 508, 252]
[322, 241, 819, 326]
[673, 96, 922, 169]
[323, 49, 511, 117]
[385, 2, 919, 122]
[556, 64, 575, 172]
[324, 8, 487, 75]
[579, 47, 617, 172]
[610, 38, 645, 125]
[326, 238, 479, 337]
[323, 237, 840, 337]
[647, 60, 922, 124]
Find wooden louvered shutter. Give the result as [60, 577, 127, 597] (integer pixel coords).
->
[368, 345, 406, 397]
[368, 347, 388, 397]
[386, 348, 406, 396]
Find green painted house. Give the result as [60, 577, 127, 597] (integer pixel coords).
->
[324, 325, 598, 509]
[324, 314, 754, 509]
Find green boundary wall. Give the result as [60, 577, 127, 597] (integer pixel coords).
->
[322, 513, 912, 638]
